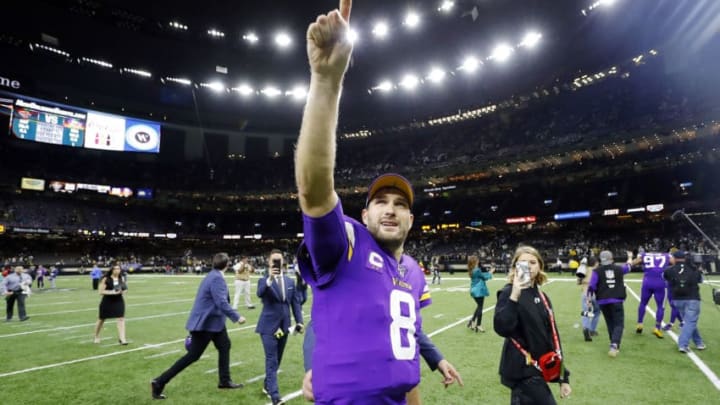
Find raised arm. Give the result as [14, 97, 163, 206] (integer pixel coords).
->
[295, 0, 353, 218]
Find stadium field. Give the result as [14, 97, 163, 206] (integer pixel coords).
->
[2, 273, 718, 404]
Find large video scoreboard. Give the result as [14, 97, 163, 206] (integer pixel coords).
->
[3, 92, 161, 153]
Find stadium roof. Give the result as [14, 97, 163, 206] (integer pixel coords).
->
[0, 0, 717, 132]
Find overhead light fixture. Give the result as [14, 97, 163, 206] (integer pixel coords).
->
[438, 1, 455, 13]
[200, 81, 225, 92]
[122, 68, 152, 78]
[80, 57, 113, 68]
[490, 44, 514, 62]
[459, 56, 481, 73]
[403, 12, 421, 29]
[165, 77, 192, 86]
[274, 32, 292, 48]
[169, 21, 188, 30]
[242, 32, 259, 44]
[208, 29, 225, 38]
[372, 22, 389, 39]
[347, 29, 359, 44]
[374, 80, 393, 92]
[519, 31, 542, 48]
[232, 83, 255, 96]
[399, 74, 419, 90]
[426, 67, 446, 83]
[261, 86, 282, 98]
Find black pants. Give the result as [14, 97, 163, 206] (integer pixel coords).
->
[510, 376, 557, 405]
[600, 302, 625, 347]
[6, 292, 27, 320]
[155, 328, 232, 386]
[471, 296, 485, 326]
[92, 278, 100, 290]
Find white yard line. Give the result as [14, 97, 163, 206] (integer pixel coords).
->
[204, 361, 244, 374]
[0, 311, 189, 339]
[626, 284, 720, 391]
[0, 324, 255, 378]
[30, 298, 193, 317]
[144, 349, 181, 359]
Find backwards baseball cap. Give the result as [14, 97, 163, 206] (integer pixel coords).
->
[366, 173, 414, 207]
[599, 250, 614, 265]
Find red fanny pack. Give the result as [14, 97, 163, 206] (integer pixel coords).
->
[538, 351, 562, 382]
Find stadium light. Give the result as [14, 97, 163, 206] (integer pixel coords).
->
[80, 57, 113, 69]
[438, 1, 455, 13]
[286, 85, 307, 100]
[208, 29, 225, 38]
[242, 32, 259, 44]
[490, 44, 514, 62]
[122, 68, 152, 78]
[261, 86, 282, 98]
[169, 21, 188, 30]
[372, 21, 389, 39]
[403, 12, 421, 29]
[458, 56, 481, 73]
[519, 32, 542, 48]
[274, 32, 292, 48]
[347, 28, 359, 44]
[232, 83, 254, 96]
[426, 67, 446, 83]
[165, 77, 192, 86]
[374, 80, 393, 92]
[202, 81, 225, 92]
[399, 74, 419, 90]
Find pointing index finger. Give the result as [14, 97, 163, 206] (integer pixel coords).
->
[339, 0, 352, 22]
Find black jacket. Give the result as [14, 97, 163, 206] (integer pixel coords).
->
[494, 284, 570, 388]
[663, 262, 702, 300]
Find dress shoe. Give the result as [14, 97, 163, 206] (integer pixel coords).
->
[150, 379, 166, 400]
[20, 317, 29, 322]
[218, 381, 244, 389]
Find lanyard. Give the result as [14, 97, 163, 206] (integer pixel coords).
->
[510, 290, 562, 370]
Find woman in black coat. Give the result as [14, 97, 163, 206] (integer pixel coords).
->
[494, 245, 571, 404]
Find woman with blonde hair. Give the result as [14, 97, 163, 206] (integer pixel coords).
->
[93, 265, 128, 345]
[468, 255, 494, 332]
[494, 245, 572, 404]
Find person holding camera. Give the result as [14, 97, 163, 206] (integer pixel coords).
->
[3, 266, 32, 321]
[256, 249, 304, 405]
[494, 245, 572, 404]
[151, 253, 247, 400]
[663, 250, 705, 353]
[93, 264, 128, 344]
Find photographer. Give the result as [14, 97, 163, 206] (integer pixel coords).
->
[3, 266, 31, 321]
[494, 246, 571, 404]
[256, 249, 304, 405]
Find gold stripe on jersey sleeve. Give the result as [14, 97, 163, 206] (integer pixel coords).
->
[420, 292, 432, 301]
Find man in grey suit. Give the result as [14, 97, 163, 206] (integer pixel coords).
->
[151, 252, 247, 400]
[256, 249, 304, 405]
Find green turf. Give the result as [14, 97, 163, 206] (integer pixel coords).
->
[1, 273, 718, 404]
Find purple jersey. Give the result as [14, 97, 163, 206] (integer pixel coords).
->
[640, 253, 671, 282]
[298, 201, 430, 404]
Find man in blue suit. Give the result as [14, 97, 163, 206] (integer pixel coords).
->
[151, 252, 247, 400]
[257, 249, 304, 405]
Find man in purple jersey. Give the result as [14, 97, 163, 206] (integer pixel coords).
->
[294, 1, 460, 402]
[630, 251, 671, 338]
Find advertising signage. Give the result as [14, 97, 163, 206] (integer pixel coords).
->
[4, 92, 161, 153]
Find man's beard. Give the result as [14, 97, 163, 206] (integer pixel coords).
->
[369, 224, 407, 253]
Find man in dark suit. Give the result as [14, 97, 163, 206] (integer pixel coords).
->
[151, 252, 247, 400]
[256, 249, 304, 405]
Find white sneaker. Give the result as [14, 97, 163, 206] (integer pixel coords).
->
[679, 347, 690, 353]
[696, 344, 706, 350]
